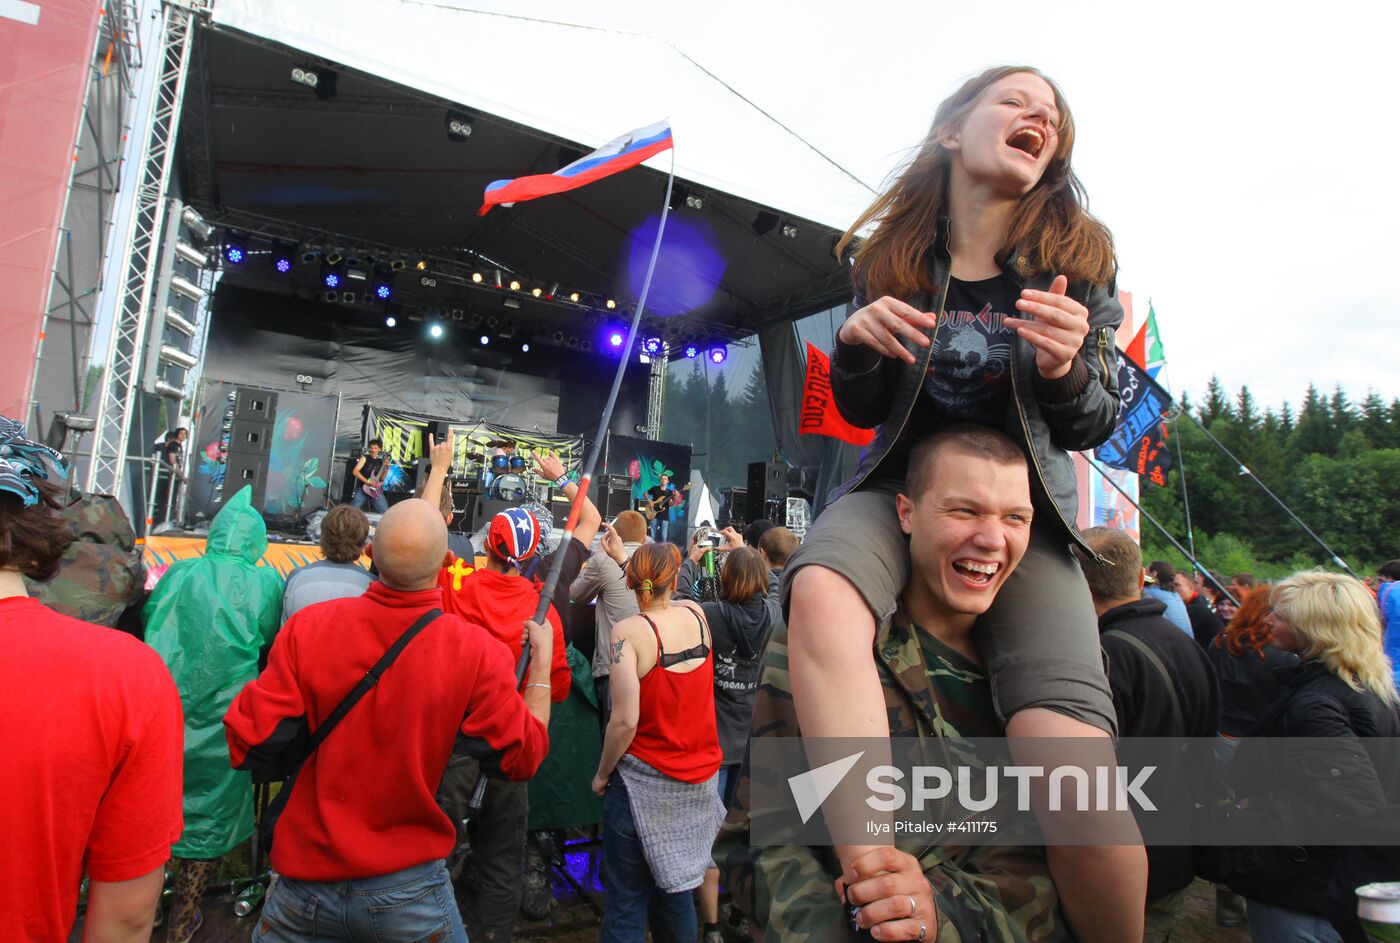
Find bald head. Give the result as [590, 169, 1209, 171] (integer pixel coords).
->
[372, 499, 449, 591]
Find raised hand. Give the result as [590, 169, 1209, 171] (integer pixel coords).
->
[836, 296, 938, 365]
[428, 430, 454, 469]
[535, 451, 567, 483]
[1003, 274, 1090, 380]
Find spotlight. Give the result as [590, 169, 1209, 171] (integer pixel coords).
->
[708, 344, 728, 364]
[686, 193, 704, 210]
[780, 222, 799, 239]
[531, 286, 542, 298]
[493, 269, 503, 288]
[371, 267, 394, 301]
[568, 291, 580, 303]
[472, 272, 483, 283]
[751, 210, 779, 236]
[521, 342, 530, 353]
[605, 299, 617, 310]
[180, 206, 214, 242]
[416, 260, 428, 271]
[385, 315, 397, 328]
[445, 110, 475, 142]
[547, 282, 559, 299]
[290, 65, 336, 99]
[221, 229, 247, 265]
[429, 323, 444, 339]
[480, 335, 490, 345]
[509, 279, 521, 292]
[683, 344, 700, 359]
[325, 247, 344, 265]
[641, 336, 663, 356]
[390, 257, 407, 271]
[322, 264, 343, 289]
[301, 246, 321, 265]
[608, 330, 625, 349]
[270, 238, 297, 274]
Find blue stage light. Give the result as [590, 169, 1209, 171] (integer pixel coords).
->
[708, 344, 728, 365]
[271, 238, 297, 274]
[641, 336, 663, 356]
[375, 283, 392, 300]
[222, 229, 248, 265]
[683, 344, 700, 359]
[608, 330, 625, 349]
[323, 270, 341, 289]
[224, 245, 244, 264]
[275, 256, 292, 273]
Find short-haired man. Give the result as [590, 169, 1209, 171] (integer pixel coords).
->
[1075, 527, 1220, 943]
[226, 499, 553, 941]
[281, 504, 372, 624]
[350, 438, 389, 514]
[1171, 568, 1224, 649]
[572, 509, 647, 717]
[645, 473, 679, 543]
[0, 420, 184, 942]
[757, 525, 798, 596]
[719, 426, 1082, 940]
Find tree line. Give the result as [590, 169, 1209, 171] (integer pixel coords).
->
[1140, 378, 1400, 581]
[661, 359, 775, 498]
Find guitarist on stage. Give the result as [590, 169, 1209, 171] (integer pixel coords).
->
[644, 473, 682, 543]
[350, 438, 390, 514]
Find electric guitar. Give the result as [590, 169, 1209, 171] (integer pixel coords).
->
[640, 482, 690, 521]
[361, 459, 395, 500]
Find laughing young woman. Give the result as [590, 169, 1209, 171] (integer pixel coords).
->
[784, 66, 1144, 940]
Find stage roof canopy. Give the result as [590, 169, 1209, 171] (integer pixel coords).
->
[186, 1, 876, 346]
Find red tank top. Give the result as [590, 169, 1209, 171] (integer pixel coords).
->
[626, 607, 723, 784]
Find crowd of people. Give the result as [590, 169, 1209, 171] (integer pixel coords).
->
[7, 62, 1400, 943]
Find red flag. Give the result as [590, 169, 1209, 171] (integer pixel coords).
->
[800, 342, 876, 447]
[1125, 320, 1148, 370]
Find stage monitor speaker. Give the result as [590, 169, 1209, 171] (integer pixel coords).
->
[229, 388, 279, 423]
[226, 419, 273, 457]
[470, 496, 516, 533]
[746, 462, 787, 526]
[221, 452, 269, 509]
[718, 487, 747, 527]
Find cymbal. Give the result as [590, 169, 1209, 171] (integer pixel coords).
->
[480, 438, 516, 449]
[461, 451, 487, 462]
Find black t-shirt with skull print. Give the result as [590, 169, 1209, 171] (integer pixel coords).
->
[921, 272, 1019, 427]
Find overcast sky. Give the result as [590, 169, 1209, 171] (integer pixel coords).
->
[459, 0, 1397, 413]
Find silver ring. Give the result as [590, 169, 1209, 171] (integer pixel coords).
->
[917, 920, 927, 942]
[906, 894, 918, 917]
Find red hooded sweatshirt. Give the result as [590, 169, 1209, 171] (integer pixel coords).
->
[438, 565, 570, 702]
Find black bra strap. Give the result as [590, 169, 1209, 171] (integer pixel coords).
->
[639, 612, 664, 657]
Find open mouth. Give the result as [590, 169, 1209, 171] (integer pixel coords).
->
[1006, 127, 1046, 159]
[952, 559, 1001, 586]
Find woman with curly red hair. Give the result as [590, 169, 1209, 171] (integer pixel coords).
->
[1207, 585, 1300, 746]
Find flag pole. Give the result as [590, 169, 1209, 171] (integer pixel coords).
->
[1086, 456, 1239, 609]
[466, 146, 678, 818]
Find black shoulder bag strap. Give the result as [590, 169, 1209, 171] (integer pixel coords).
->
[259, 607, 443, 848]
[1103, 628, 1185, 736]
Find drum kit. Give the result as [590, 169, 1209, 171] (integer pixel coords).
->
[459, 439, 546, 504]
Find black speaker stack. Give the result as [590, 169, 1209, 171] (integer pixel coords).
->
[220, 388, 278, 511]
[601, 474, 634, 517]
[745, 461, 787, 526]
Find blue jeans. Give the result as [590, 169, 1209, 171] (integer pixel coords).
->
[351, 488, 388, 514]
[650, 516, 670, 543]
[1246, 899, 1342, 943]
[599, 775, 695, 943]
[253, 859, 468, 943]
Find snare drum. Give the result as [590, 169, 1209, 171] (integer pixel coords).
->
[491, 473, 529, 502]
[508, 455, 527, 471]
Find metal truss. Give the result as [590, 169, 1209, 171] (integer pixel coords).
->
[87, 1, 206, 496]
[645, 348, 668, 440]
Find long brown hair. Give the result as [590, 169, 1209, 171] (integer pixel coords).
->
[720, 546, 768, 604]
[627, 542, 681, 611]
[837, 65, 1116, 301]
[1214, 586, 1273, 658]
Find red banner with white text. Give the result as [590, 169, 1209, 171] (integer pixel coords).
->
[799, 342, 876, 448]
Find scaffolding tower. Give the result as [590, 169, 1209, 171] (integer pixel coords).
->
[87, 0, 206, 496]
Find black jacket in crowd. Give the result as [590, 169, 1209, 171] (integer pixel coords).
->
[677, 559, 780, 765]
[1098, 596, 1221, 900]
[1183, 592, 1224, 649]
[1222, 660, 1400, 931]
[1205, 640, 1299, 737]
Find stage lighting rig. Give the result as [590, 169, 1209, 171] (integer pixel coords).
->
[708, 344, 728, 364]
[780, 221, 799, 239]
[669, 184, 704, 211]
[372, 267, 395, 301]
[290, 65, 337, 99]
[531, 286, 543, 298]
[641, 336, 664, 357]
[508, 279, 521, 291]
[605, 299, 617, 310]
[521, 342, 530, 353]
[321, 264, 344, 289]
[480, 335, 490, 345]
[221, 229, 248, 265]
[683, 344, 700, 359]
[445, 110, 475, 141]
[472, 272, 484, 283]
[429, 322, 445, 339]
[385, 315, 397, 328]
[493, 269, 503, 288]
[606, 328, 626, 350]
[325, 247, 345, 265]
[271, 239, 297, 274]
[180, 206, 214, 242]
[568, 291, 581, 303]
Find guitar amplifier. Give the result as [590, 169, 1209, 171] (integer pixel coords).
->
[602, 474, 633, 517]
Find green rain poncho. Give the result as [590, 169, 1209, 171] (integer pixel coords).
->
[144, 486, 283, 858]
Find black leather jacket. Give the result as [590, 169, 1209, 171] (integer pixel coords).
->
[828, 220, 1124, 558]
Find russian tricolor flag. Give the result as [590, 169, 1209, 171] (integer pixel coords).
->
[478, 119, 673, 215]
